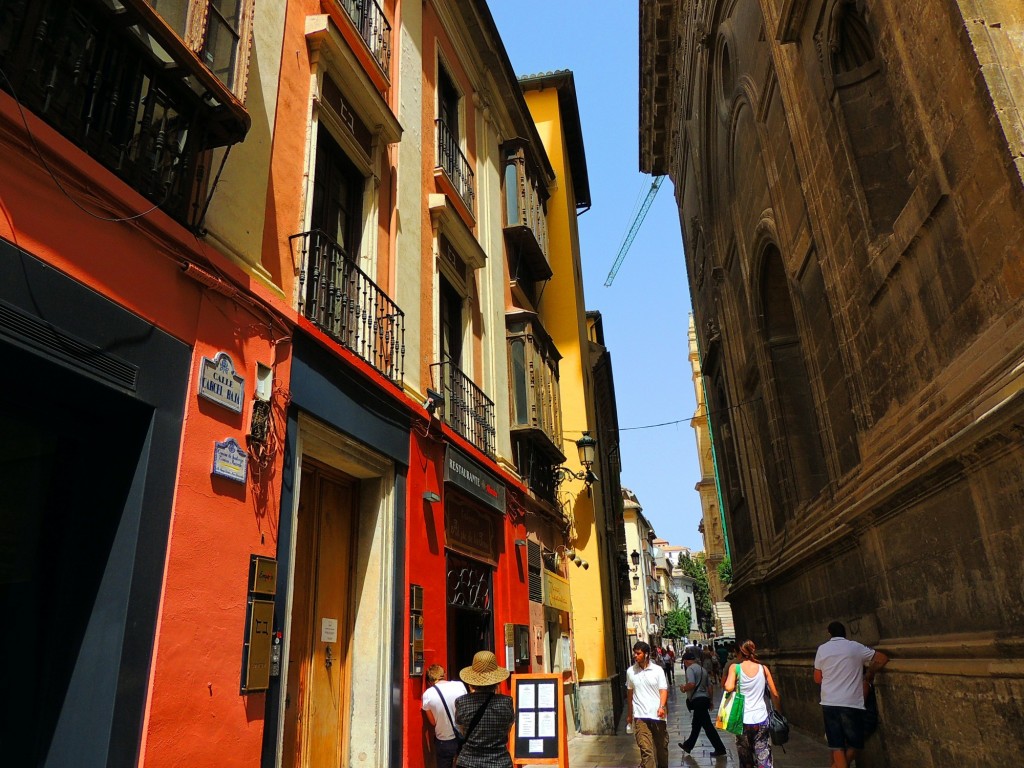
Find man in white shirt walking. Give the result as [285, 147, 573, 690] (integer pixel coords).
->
[814, 622, 889, 768]
[626, 641, 669, 768]
[421, 664, 468, 768]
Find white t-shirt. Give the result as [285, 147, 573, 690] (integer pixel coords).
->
[626, 661, 667, 720]
[422, 680, 468, 740]
[814, 637, 876, 709]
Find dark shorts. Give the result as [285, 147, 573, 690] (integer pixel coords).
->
[822, 706, 865, 751]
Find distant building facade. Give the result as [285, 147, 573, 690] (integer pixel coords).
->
[641, 0, 1024, 763]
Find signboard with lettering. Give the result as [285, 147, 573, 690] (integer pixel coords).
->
[444, 445, 506, 513]
[543, 570, 571, 612]
[198, 352, 245, 413]
[213, 437, 248, 483]
[446, 494, 498, 565]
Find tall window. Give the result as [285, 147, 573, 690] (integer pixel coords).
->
[761, 248, 827, 503]
[311, 125, 364, 257]
[829, 0, 912, 233]
[148, 0, 246, 90]
[438, 64, 459, 139]
[439, 275, 463, 368]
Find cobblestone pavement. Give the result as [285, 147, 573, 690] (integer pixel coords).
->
[567, 678, 832, 768]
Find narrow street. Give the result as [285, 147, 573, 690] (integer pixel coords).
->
[568, 679, 831, 767]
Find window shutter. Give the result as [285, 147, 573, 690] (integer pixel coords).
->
[528, 540, 542, 603]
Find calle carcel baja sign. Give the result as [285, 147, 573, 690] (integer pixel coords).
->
[198, 352, 245, 413]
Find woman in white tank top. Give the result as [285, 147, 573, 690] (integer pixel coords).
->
[723, 640, 782, 768]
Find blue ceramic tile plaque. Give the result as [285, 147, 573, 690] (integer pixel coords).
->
[213, 437, 248, 483]
[199, 352, 245, 413]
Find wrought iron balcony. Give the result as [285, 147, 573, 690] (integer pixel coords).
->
[0, 0, 249, 230]
[291, 230, 405, 383]
[436, 118, 475, 211]
[338, 0, 392, 74]
[503, 139, 551, 280]
[512, 438, 559, 505]
[431, 361, 495, 458]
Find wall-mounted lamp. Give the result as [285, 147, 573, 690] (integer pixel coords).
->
[632, 573, 640, 590]
[564, 550, 589, 570]
[630, 549, 641, 570]
[422, 491, 441, 503]
[514, 539, 528, 547]
[553, 431, 599, 489]
[422, 388, 445, 417]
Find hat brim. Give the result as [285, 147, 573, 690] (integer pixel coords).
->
[459, 666, 510, 687]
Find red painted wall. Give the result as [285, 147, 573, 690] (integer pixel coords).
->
[0, 92, 293, 768]
[402, 428, 531, 768]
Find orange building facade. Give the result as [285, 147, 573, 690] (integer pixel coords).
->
[0, 0, 606, 766]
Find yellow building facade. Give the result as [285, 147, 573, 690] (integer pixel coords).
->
[521, 71, 621, 734]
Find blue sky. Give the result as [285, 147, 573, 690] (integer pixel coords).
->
[490, 3, 705, 551]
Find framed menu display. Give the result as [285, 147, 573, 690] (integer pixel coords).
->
[511, 673, 566, 766]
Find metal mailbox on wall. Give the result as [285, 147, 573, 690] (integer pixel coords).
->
[241, 555, 277, 693]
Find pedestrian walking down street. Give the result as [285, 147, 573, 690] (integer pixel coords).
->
[723, 640, 781, 768]
[663, 646, 675, 685]
[626, 640, 669, 768]
[814, 622, 889, 768]
[678, 651, 727, 758]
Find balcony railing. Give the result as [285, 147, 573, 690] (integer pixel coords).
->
[291, 230, 405, 383]
[512, 438, 559, 504]
[436, 119, 475, 210]
[503, 140, 551, 280]
[339, 0, 392, 74]
[0, 0, 248, 230]
[431, 361, 495, 458]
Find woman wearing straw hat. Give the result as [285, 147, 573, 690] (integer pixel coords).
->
[454, 650, 516, 768]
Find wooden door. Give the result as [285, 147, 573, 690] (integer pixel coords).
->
[282, 462, 355, 768]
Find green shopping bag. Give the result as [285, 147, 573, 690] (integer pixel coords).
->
[715, 664, 746, 735]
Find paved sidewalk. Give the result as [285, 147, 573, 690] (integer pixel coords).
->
[568, 681, 831, 767]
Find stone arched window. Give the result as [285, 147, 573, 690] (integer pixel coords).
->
[828, 0, 913, 234]
[760, 247, 828, 503]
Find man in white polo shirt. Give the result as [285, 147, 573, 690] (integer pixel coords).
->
[814, 622, 889, 768]
[626, 640, 669, 768]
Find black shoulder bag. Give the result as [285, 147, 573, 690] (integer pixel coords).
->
[443, 690, 494, 750]
[686, 666, 706, 711]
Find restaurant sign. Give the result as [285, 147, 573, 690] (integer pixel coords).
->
[444, 445, 506, 513]
[543, 570, 571, 612]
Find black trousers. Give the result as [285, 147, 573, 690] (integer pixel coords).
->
[681, 697, 727, 753]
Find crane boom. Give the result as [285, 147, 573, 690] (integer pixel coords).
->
[604, 175, 665, 286]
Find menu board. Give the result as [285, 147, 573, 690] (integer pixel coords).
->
[512, 674, 565, 765]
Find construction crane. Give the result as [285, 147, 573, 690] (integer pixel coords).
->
[604, 175, 665, 286]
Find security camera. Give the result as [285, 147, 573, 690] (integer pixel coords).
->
[422, 388, 445, 416]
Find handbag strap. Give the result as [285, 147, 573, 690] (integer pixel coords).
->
[437, 684, 459, 735]
[687, 665, 706, 701]
[462, 691, 495, 743]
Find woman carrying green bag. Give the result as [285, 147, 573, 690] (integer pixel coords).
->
[723, 640, 782, 768]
